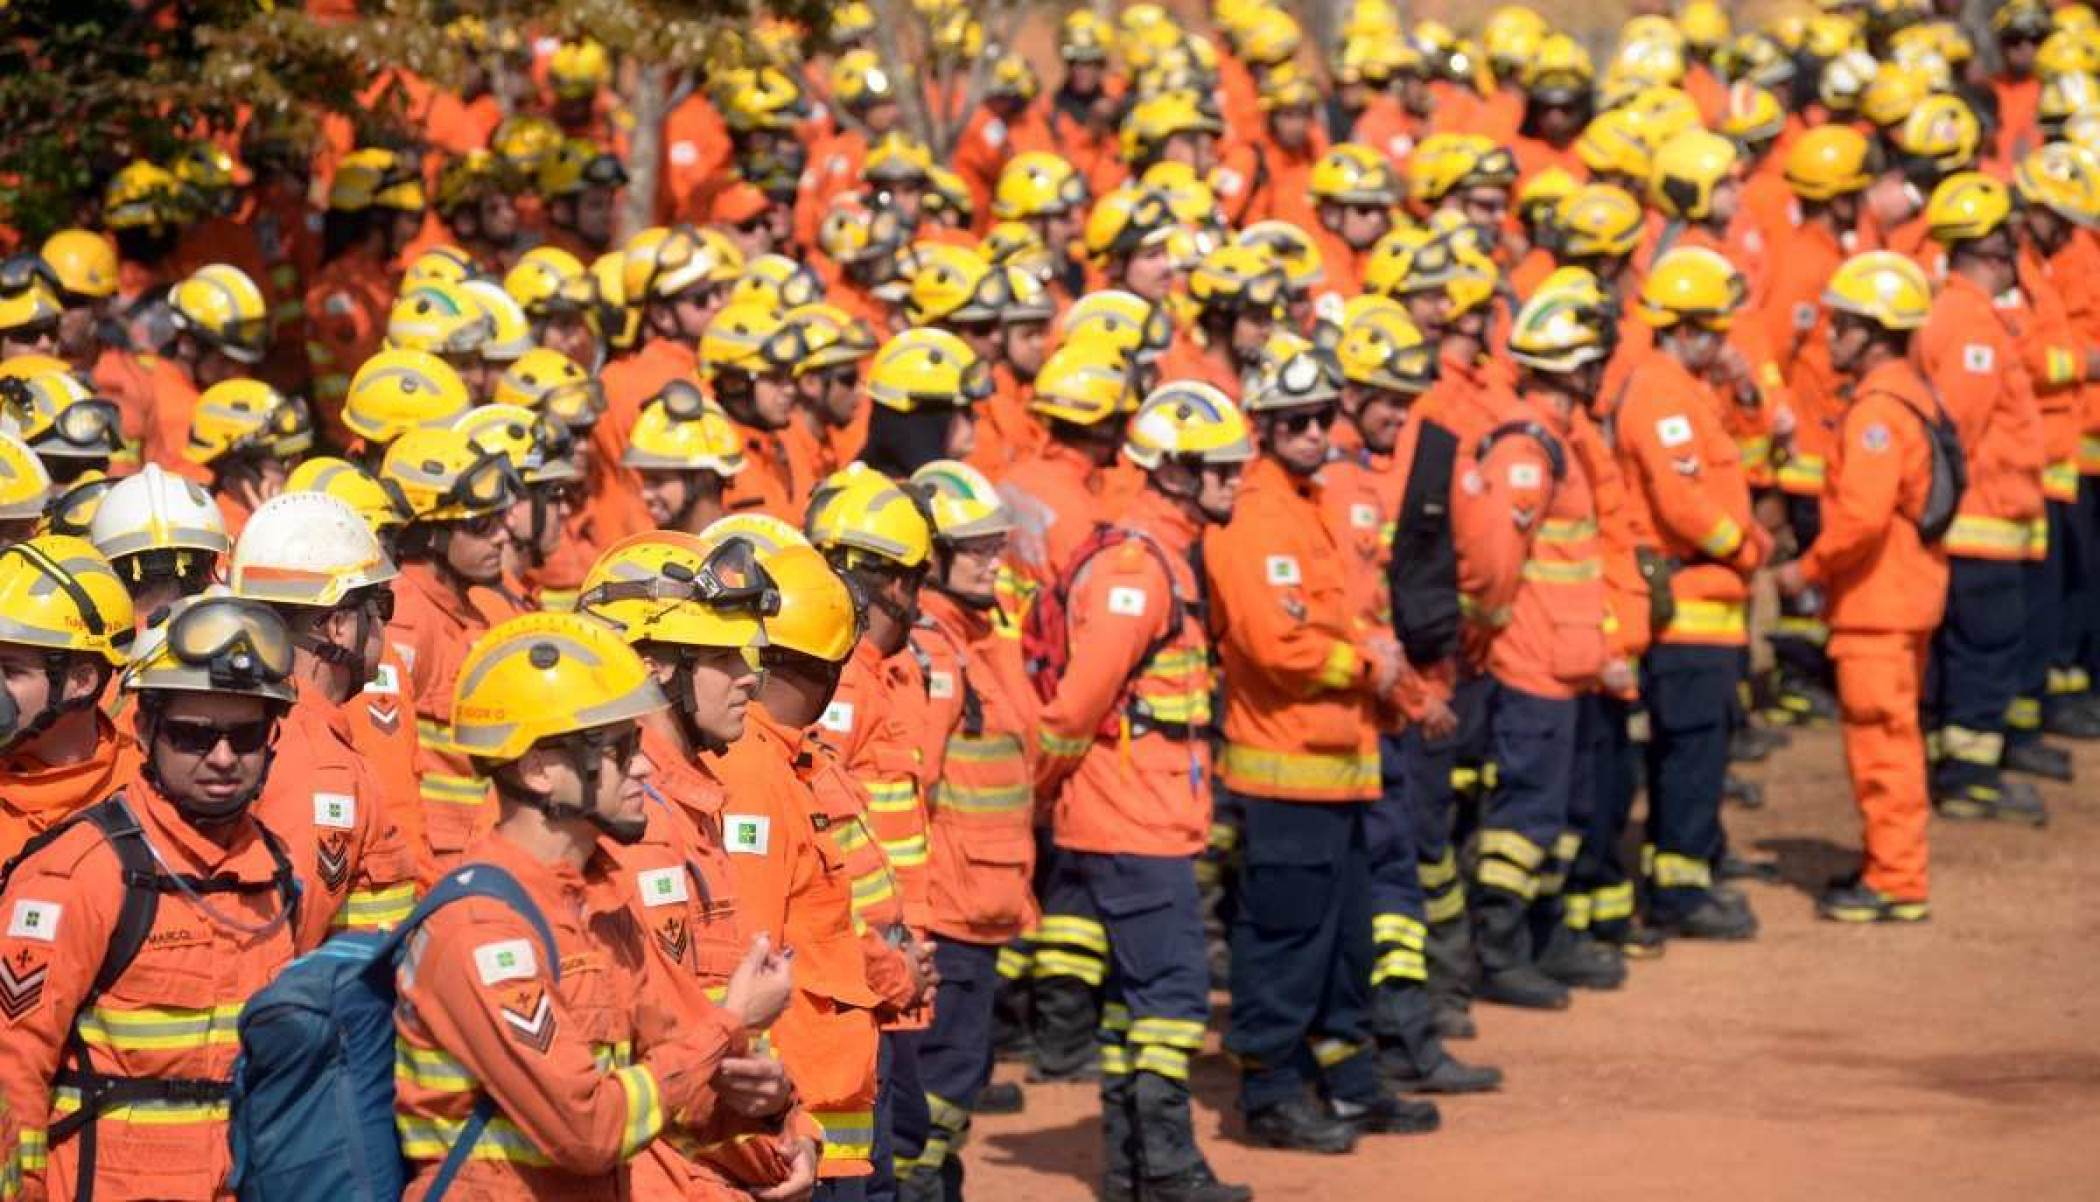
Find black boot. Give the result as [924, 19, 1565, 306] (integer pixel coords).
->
[1373, 983, 1502, 1094]
[1099, 1069, 1137, 1202]
[1133, 1070, 1242, 1197]
[1655, 894, 1758, 940]
[898, 1165, 945, 1202]
[1471, 887, 1570, 1010]
[1328, 1090, 1440, 1135]
[1534, 924, 1627, 990]
[2045, 700, 2100, 739]
[974, 1080, 1024, 1115]
[1422, 914, 1478, 1038]
[1029, 976, 1102, 1082]
[1936, 779, 2050, 826]
[1722, 773, 1765, 809]
[2003, 740, 2074, 782]
[1136, 1165, 1254, 1202]
[1242, 1094, 1358, 1154]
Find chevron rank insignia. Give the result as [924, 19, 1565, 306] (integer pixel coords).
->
[498, 984, 556, 1054]
[317, 832, 351, 894]
[0, 946, 49, 1023]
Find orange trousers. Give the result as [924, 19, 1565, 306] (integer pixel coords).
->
[1828, 629, 1931, 901]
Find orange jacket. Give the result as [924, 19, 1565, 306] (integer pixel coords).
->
[1250, 131, 1332, 235]
[1154, 332, 1242, 401]
[304, 247, 395, 442]
[821, 641, 932, 929]
[722, 423, 800, 521]
[1204, 457, 1380, 802]
[386, 561, 520, 879]
[1991, 75, 2043, 174]
[344, 643, 427, 885]
[597, 336, 698, 472]
[0, 777, 296, 1201]
[967, 364, 1047, 477]
[1918, 272, 2047, 560]
[0, 716, 139, 863]
[953, 108, 1018, 231]
[1351, 97, 1426, 170]
[2053, 229, 2100, 474]
[795, 129, 872, 252]
[1613, 351, 1767, 647]
[997, 439, 1107, 592]
[2017, 249, 2091, 504]
[1798, 357, 1951, 634]
[706, 706, 879, 1179]
[91, 348, 157, 468]
[393, 832, 748, 1200]
[1568, 407, 1654, 671]
[1037, 490, 1216, 857]
[1759, 216, 1849, 497]
[913, 590, 1039, 945]
[1209, 138, 1273, 230]
[139, 354, 200, 474]
[1511, 135, 1587, 193]
[1477, 393, 1607, 700]
[258, 686, 418, 945]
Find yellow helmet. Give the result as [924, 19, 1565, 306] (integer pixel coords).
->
[1238, 221, 1326, 291]
[698, 302, 789, 379]
[1861, 64, 1942, 130]
[2039, 28, 2100, 77]
[589, 250, 641, 350]
[730, 255, 825, 314]
[380, 426, 523, 524]
[102, 162, 183, 229]
[433, 151, 512, 217]
[1244, 336, 1343, 413]
[343, 348, 473, 445]
[1121, 92, 1223, 164]
[1061, 9, 1115, 61]
[491, 348, 604, 431]
[905, 244, 998, 326]
[538, 137, 629, 198]
[1237, 6, 1303, 66]
[185, 379, 314, 466]
[818, 196, 908, 267]
[626, 224, 740, 302]
[1894, 94, 1981, 175]
[1556, 184, 1646, 259]
[1817, 50, 1881, 114]
[719, 66, 809, 135]
[1509, 267, 1618, 372]
[548, 38, 611, 101]
[867, 327, 992, 413]
[328, 147, 426, 213]
[579, 531, 774, 652]
[169, 264, 269, 364]
[121, 594, 296, 704]
[1637, 246, 1746, 330]
[2016, 143, 2100, 228]
[909, 459, 1014, 542]
[1335, 35, 1407, 86]
[1516, 166, 1581, 229]
[1031, 333, 1135, 426]
[1259, 67, 1322, 113]
[1821, 250, 1934, 331]
[0, 429, 51, 522]
[0, 535, 134, 665]
[743, 540, 861, 664]
[1679, 0, 1731, 50]
[1395, 232, 1500, 316]
[832, 2, 877, 42]
[491, 114, 563, 179]
[229, 491, 399, 610]
[1717, 30, 1797, 88]
[504, 245, 592, 318]
[453, 403, 580, 486]
[778, 303, 879, 377]
[1484, 6, 1549, 70]
[981, 222, 1050, 274]
[831, 49, 899, 111]
[387, 280, 493, 357]
[1335, 296, 1434, 394]
[805, 464, 934, 571]
[1062, 290, 1175, 363]
[862, 132, 935, 186]
[1924, 171, 2014, 244]
[1785, 125, 1878, 201]
[1720, 81, 1788, 145]
[451, 611, 667, 764]
[1309, 143, 1402, 206]
[0, 364, 122, 462]
[1650, 130, 1741, 221]
[0, 262, 62, 340]
[461, 280, 531, 362]
[2058, 3, 2099, 36]
[994, 152, 1089, 220]
[404, 245, 479, 288]
[29, 466, 111, 538]
[284, 456, 407, 535]
[39, 230, 118, 302]
[1523, 34, 1595, 101]
[1083, 186, 1177, 261]
[1188, 243, 1288, 316]
[622, 382, 747, 477]
[1123, 381, 1256, 469]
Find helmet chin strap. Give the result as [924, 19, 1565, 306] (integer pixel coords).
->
[0, 658, 108, 754]
[668, 658, 728, 757]
[518, 737, 647, 846]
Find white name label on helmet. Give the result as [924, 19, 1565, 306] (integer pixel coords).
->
[819, 701, 855, 734]
[638, 867, 689, 908]
[474, 938, 537, 986]
[313, 792, 356, 830]
[6, 901, 60, 943]
[1108, 586, 1149, 616]
[724, 815, 771, 856]
[1265, 555, 1302, 585]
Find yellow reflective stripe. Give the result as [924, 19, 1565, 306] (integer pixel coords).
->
[1563, 892, 1594, 930]
[421, 775, 488, 804]
[1476, 857, 1537, 898]
[831, 819, 873, 854]
[398, 1113, 556, 1166]
[1552, 831, 1581, 862]
[1536, 518, 1598, 541]
[1478, 829, 1546, 870]
[849, 870, 896, 909]
[1939, 725, 2004, 764]
[397, 1042, 478, 1092]
[1035, 915, 1109, 953]
[52, 1087, 227, 1125]
[2046, 345, 2081, 386]
[1650, 852, 1712, 889]
[1458, 593, 1514, 627]
[1099, 1001, 1132, 1033]
[1418, 850, 1458, 889]
[1776, 455, 1826, 492]
[995, 945, 1032, 979]
[2082, 434, 2100, 473]
[77, 1002, 244, 1051]
[1521, 557, 1603, 584]
[934, 779, 1032, 814]
[925, 1090, 970, 1133]
[1039, 728, 1091, 758]
[1697, 515, 1743, 559]
[1132, 1044, 1190, 1079]
[1032, 948, 1108, 986]
[1100, 1043, 1132, 1076]
[535, 587, 579, 613]
[1309, 1038, 1361, 1070]
[943, 735, 1026, 764]
[614, 1064, 662, 1157]
[1372, 946, 1427, 984]
[1218, 743, 1380, 797]
[814, 1109, 875, 1161]
[864, 779, 919, 814]
[880, 833, 930, 868]
[2028, 516, 2050, 558]
[1127, 1017, 1206, 1049]
[1736, 434, 1772, 466]
[1946, 514, 2033, 556]
[1371, 913, 1426, 948]
[2046, 461, 2081, 497]
[1313, 641, 1360, 692]
[16, 1128, 43, 1173]
[1132, 690, 1210, 722]
[1148, 647, 1208, 674]
[1666, 599, 1747, 638]
[337, 881, 418, 930]
[1425, 889, 1467, 923]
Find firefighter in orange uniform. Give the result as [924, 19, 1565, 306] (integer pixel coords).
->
[1510, 35, 1595, 187]
[1990, 1, 2051, 169]
[701, 304, 803, 521]
[307, 149, 424, 444]
[230, 493, 419, 942]
[379, 427, 525, 881]
[1615, 247, 1769, 941]
[0, 538, 135, 861]
[895, 461, 1040, 1194]
[574, 531, 827, 1198]
[1915, 173, 2052, 825]
[1210, 344, 1442, 1152]
[141, 264, 271, 473]
[779, 304, 880, 494]
[1777, 252, 1950, 923]
[0, 597, 302, 1200]
[1155, 245, 1285, 400]
[599, 225, 740, 467]
[1033, 385, 1252, 1202]
[399, 611, 803, 1199]
[1306, 144, 1401, 298]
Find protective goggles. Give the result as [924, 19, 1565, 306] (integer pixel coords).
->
[43, 476, 117, 536]
[1274, 348, 1344, 401]
[581, 153, 630, 189]
[1108, 192, 1177, 257]
[579, 536, 783, 617]
[438, 448, 527, 516]
[543, 377, 608, 429]
[167, 597, 296, 691]
[37, 398, 124, 457]
[656, 379, 716, 421]
[0, 255, 59, 300]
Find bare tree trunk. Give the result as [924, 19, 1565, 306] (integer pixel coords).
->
[620, 61, 666, 242]
[869, 0, 936, 150]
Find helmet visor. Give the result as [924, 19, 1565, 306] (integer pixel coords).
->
[167, 597, 295, 690]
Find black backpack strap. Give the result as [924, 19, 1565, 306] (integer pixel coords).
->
[1390, 420, 1463, 667]
[1476, 419, 1568, 483]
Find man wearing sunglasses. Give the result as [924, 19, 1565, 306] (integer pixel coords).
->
[232, 492, 419, 938]
[0, 595, 302, 1201]
[600, 224, 738, 461]
[702, 303, 805, 521]
[397, 611, 801, 1200]
[1159, 244, 1285, 402]
[1205, 344, 1434, 1154]
[142, 263, 272, 474]
[1990, 0, 2051, 168]
[380, 426, 526, 880]
[777, 303, 879, 492]
[185, 378, 311, 540]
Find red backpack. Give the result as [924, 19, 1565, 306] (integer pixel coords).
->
[1020, 523, 1190, 738]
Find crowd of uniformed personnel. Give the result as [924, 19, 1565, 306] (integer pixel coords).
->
[0, 0, 2094, 1197]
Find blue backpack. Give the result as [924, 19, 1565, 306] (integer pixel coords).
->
[226, 864, 560, 1202]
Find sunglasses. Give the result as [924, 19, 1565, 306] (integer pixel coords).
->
[1276, 404, 1339, 434]
[457, 510, 510, 538]
[160, 717, 275, 757]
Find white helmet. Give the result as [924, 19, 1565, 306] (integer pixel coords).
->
[230, 492, 399, 608]
[89, 463, 229, 561]
[461, 279, 534, 362]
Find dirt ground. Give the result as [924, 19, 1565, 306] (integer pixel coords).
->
[961, 727, 2100, 1201]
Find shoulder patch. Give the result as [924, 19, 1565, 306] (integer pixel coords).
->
[1861, 422, 1892, 453]
[637, 866, 690, 908]
[364, 661, 400, 695]
[1792, 302, 1818, 332]
[1107, 585, 1149, 616]
[818, 701, 855, 734]
[1508, 462, 1542, 489]
[1264, 555, 1302, 585]
[668, 140, 699, 167]
[313, 792, 355, 830]
[724, 814, 771, 856]
[473, 938, 538, 986]
[1349, 502, 1379, 529]
[1655, 415, 1694, 448]
[5, 901, 61, 943]
[927, 670, 956, 699]
[1962, 343, 1994, 373]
